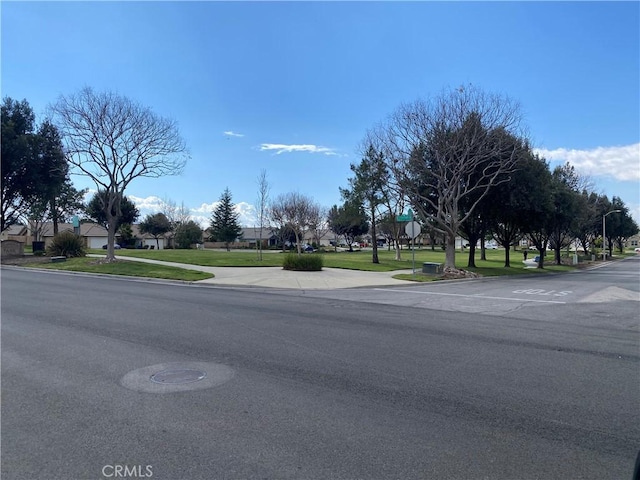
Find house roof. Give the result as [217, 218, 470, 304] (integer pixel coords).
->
[130, 224, 170, 240]
[37, 222, 169, 240]
[240, 227, 277, 240]
[2, 224, 28, 236]
[41, 222, 110, 237]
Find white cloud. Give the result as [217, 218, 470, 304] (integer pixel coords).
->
[82, 188, 97, 203]
[128, 195, 165, 212]
[534, 143, 640, 181]
[260, 143, 338, 156]
[86, 194, 259, 229]
[223, 131, 244, 137]
[192, 201, 257, 228]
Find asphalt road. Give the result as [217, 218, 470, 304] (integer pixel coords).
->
[2, 258, 639, 480]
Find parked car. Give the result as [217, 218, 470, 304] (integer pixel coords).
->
[102, 244, 121, 249]
[303, 244, 314, 252]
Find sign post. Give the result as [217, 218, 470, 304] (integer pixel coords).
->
[401, 210, 422, 275]
[72, 215, 80, 235]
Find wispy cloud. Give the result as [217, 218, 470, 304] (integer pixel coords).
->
[260, 143, 338, 156]
[535, 143, 640, 181]
[223, 131, 244, 137]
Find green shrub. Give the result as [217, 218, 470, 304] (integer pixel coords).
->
[47, 231, 86, 258]
[282, 253, 323, 271]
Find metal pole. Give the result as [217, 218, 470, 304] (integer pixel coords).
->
[602, 214, 606, 261]
[411, 211, 415, 276]
[412, 222, 415, 276]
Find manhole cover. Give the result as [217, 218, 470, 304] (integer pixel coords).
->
[121, 362, 234, 393]
[150, 369, 207, 384]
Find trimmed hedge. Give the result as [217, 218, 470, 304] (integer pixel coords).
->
[282, 253, 323, 271]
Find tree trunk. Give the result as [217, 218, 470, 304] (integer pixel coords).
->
[579, 238, 589, 257]
[504, 246, 511, 267]
[52, 197, 59, 235]
[467, 244, 477, 268]
[466, 232, 481, 268]
[444, 234, 456, 269]
[480, 236, 487, 261]
[295, 233, 302, 255]
[106, 217, 117, 262]
[370, 208, 379, 264]
[537, 249, 546, 269]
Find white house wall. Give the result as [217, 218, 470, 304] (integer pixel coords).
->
[88, 237, 109, 249]
[142, 238, 164, 249]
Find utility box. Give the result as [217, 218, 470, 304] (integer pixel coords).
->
[422, 262, 442, 274]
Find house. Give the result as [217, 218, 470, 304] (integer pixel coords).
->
[41, 222, 112, 249]
[130, 224, 167, 250]
[240, 227, 278, 248]
[0, 224, 29, 243]
[303, 230, 337, 247]
[39, 222, 167, 250]
[625, 233, 640, 249]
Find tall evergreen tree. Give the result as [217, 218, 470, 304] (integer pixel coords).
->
[209, 188, 242, 251]
[343, 144, 388, 264]
[1, 98, 69, 232]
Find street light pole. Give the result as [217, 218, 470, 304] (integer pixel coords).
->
[602, 209, 621, 261]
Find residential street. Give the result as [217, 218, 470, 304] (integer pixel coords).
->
[2, 258, 639, 480]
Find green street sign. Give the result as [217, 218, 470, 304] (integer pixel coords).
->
[396, 209, 414, 222]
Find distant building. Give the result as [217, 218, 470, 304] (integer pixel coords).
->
[0, 224, 29, 243]
[240, 227, 278, 248]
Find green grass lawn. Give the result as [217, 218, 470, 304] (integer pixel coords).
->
[88, 247, 578, 274]
[26, 257, 214, 281]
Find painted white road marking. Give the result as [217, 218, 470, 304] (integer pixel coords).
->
[374, 289, 567, 304]
[512, 289, 573, 297]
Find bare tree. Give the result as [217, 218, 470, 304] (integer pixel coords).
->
[269, 192, 317, 255]
[51, 87, 188, 260]
[160, 197, 192, 248]
[309, 205, 330, 248]
[386, 85, 525, 270]
[255, 169, 270, 260]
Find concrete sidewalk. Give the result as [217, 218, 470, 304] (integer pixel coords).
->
[109, 255, 415, 290]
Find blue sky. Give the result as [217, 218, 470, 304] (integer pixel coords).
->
[2, 1, 639, 226]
